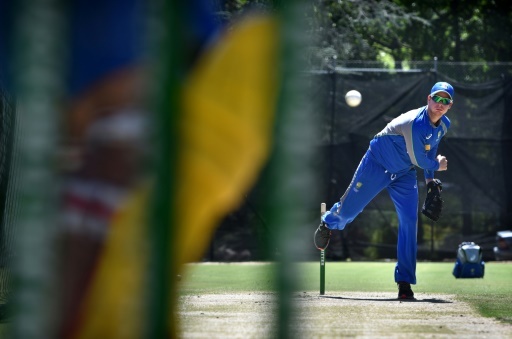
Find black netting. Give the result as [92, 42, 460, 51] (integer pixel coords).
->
[311, 69, 512, 261]
[210, 63, 512, 263]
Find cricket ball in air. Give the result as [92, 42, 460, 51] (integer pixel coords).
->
[345, 90, 362, 107]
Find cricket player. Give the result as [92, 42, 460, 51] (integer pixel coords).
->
[314, 82, 454, 299]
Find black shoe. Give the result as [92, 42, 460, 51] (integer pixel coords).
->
[397, 282, 415, 300]
[314, 222, 331, 250]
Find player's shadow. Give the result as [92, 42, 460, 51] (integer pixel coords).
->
[320, 295, 452, 303]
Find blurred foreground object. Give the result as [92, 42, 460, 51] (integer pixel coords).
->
[2, 0, 316, 338]
[58, 111, 149, 338]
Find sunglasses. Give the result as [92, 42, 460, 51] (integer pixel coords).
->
[431, 95, 453, 105]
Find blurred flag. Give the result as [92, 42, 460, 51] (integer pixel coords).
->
[175, 13, 280, 268]
[153, 3, 283, 336]
[161, 1, 317, 337]
[3, 0, 315, 338]
[63, 1, 284, 337]
[55, 1, 149, 338]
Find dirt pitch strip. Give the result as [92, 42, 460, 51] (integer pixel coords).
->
[178, 292, 512, 338]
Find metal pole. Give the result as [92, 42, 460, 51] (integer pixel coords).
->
[320, 250, 325, 295]
[320, 202, 326, 295]
[431, 221, 434, 260]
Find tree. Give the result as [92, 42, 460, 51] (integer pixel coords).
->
[220, 0, 512, 64]
[303, 0, 429, 68]
[394, 0, 512, 62]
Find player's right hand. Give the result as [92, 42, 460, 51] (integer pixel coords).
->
[436, 154, 447, 171]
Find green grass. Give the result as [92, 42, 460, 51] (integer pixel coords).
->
[179, 261, 512, 324]
[179, 263, 277, 294]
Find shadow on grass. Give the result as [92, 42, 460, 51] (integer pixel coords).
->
[319, 295, 452, 303]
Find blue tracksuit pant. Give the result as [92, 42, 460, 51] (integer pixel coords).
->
[322, 149, 419, 284]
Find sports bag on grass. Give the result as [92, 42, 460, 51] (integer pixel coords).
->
[452, 242, 485, 278]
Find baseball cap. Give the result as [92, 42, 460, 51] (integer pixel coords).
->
[430, 82, 454, 99]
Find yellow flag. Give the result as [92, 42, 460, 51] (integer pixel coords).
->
[75, 184, 150, 339]
[174, 14, 281, 267]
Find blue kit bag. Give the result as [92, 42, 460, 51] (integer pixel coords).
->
[452, 242, 485, 278]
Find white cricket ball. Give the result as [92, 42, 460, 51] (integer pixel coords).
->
[345, 90, 362, 107]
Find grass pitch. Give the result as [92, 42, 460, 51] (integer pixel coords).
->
[179, 261, 512, 324]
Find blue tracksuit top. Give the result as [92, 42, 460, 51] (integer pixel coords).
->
[369, 106, 450, 179]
